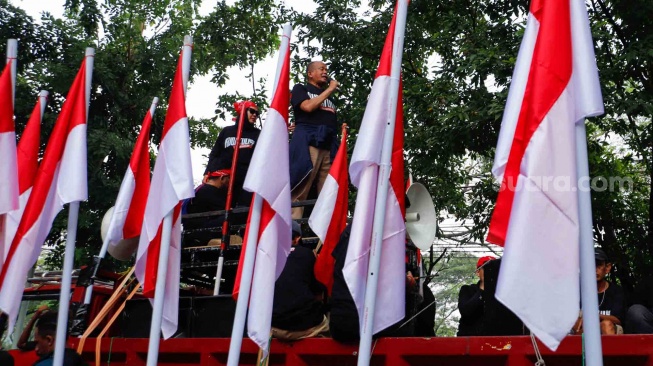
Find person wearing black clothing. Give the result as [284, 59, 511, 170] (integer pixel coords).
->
[457, 256, 494, 336]
[206, 100, 260, 207]
[289, 61, 340, 219]
[415, 281, 436, 337]
[182, 169, 230, 246]
[271, 221, 328, 340]
[625, 276, 653, 334]
[32, 311, 88, 366]
[572, 248, 625, 335]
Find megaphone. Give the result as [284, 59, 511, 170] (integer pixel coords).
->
[405, 182, 437, 251]
[101, 206, 140, 261]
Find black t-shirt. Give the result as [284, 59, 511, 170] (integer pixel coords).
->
[272, 245, 325, 331]
[457, 282, 484, 336]
[598, 281, 625, 322]
[290, 83, 337, 129]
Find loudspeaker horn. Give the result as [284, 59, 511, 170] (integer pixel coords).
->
[101, 206, 140, 261]
[405, 182, 437, 251]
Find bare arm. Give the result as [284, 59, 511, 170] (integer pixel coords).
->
[299, 80, 339, 113]
[18, 305, 48, 349]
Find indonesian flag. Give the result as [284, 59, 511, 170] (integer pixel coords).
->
[0, 54, 91, 332]
[309, 128, 348, 294]
[3, 92, 46, 259]
[105, 98, 156, 248]
[344, 4, 407, 335]
[236, 25, 292, 355]
[0, 52, 18, 215]
[134, 46, 194, 340]
[486, 0, 603, 350]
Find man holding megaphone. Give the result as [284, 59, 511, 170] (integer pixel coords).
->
[289, 60, 341, 219]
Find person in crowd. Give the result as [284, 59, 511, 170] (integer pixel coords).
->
[271, 221, 329, 340]
[415, 278, 436, 337]
[206, 100, 261, 208]
[572, 248, 625, 335]
[289, 61, 340, 219]
[457, 256, 494, 336]
[182, 168, 231, 246]
[18, 304, 50, 352]
[625, 276, 653, 334]
[31, 311, 87, 366]
[0, 313, 15, 365]
[329, 225, 423, 342]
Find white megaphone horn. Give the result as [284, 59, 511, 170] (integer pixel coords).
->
[405, 182, 437, 251]
[100, 206, 140, 261]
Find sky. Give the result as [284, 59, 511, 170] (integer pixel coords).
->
[14, 0, 317, 182]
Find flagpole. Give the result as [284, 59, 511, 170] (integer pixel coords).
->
[144, 35, 192, 366]
[576, 122, 604, 366]
[226, 23, 292, 366]
[145, 211, 173, 366]
[53, 47, 94, 366]
[84, 97, 159, 306]
[357, 2, 408, 365]
[227, 194, 262, 366]
[6, 39, 16, 106]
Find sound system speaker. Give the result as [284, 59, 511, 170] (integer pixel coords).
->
[191, 295, 238, 337]
[120, 297, 192, 338]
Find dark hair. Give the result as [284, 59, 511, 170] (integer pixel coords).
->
[35, 311, 58, 339]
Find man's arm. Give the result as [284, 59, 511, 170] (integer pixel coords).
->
[600, 314, 621, 325]
[299, 80, 339, 113]
[458, 285, 483, 318]
[18, 305, 48, 350]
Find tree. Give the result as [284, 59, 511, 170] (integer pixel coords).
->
[1, 0, 283, 268]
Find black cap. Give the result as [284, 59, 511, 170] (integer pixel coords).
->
[595, 248, 609, 262]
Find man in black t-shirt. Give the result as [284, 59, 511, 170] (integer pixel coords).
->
[457, 256, 494, 336]
[289, 61, 340, 219]
[206, 101, 260, 207]
[572, 248, 625, 335]
[625, 276, 653, 334]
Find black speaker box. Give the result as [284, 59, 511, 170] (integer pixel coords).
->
[191, 295, 237, 337]
[120, 297, 192, 338]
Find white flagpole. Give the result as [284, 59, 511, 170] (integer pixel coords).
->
[84, 96, 159, 305]
[576, 122, 604, 366]
[226, 23, 292, 366]
[53, 47, 95, 366]
[227, 195, 262, 366]
[6, 39, 16, 106]
[145, 35, 192, 366]
[357, 2, 408, 365]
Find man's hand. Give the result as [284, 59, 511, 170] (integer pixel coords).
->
[327, 78, 340, 91]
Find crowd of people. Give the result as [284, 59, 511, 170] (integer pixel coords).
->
[457, 248, 653, 337]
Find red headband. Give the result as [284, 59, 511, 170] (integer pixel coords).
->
[233, 100, 258, 113]
[206, 169, 230, 178]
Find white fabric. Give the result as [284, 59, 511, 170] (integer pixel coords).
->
[0, 131, 19, 214]
[135, 118, 194, 339]
[308, 173, 338, 242]
[105, 168, 136, 246]
[244, 107, 292, 355]
[345, 75, 406, 334]
[3, 188, 31, 259]
[494, 2, 604, 351]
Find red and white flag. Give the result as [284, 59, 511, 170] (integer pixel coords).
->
[0, 53, 91, 331]
[135, 45, 194, 340]
[309, 128, 348, 294]
[487, 0, 603, 350]
[0, 41, 18, 216]
[105, 98, 157, 248]
[237, 25, 292, 355]
[344, 5, 406, 335]
[3, 92, 47, 260]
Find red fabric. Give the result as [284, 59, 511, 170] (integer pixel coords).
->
[7, 349, 39, 365]
[0, 59, 87, 288]
[123, 108, 153, 239]
[233, 100, 258, 114]
[16, 97, 43, 195]
[232, 198, 275, 300]
[160, 54, 187, 141]
[486, 0, 572, 246]
[314, 130, 348, 294]
[0, 60, 14, 133]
